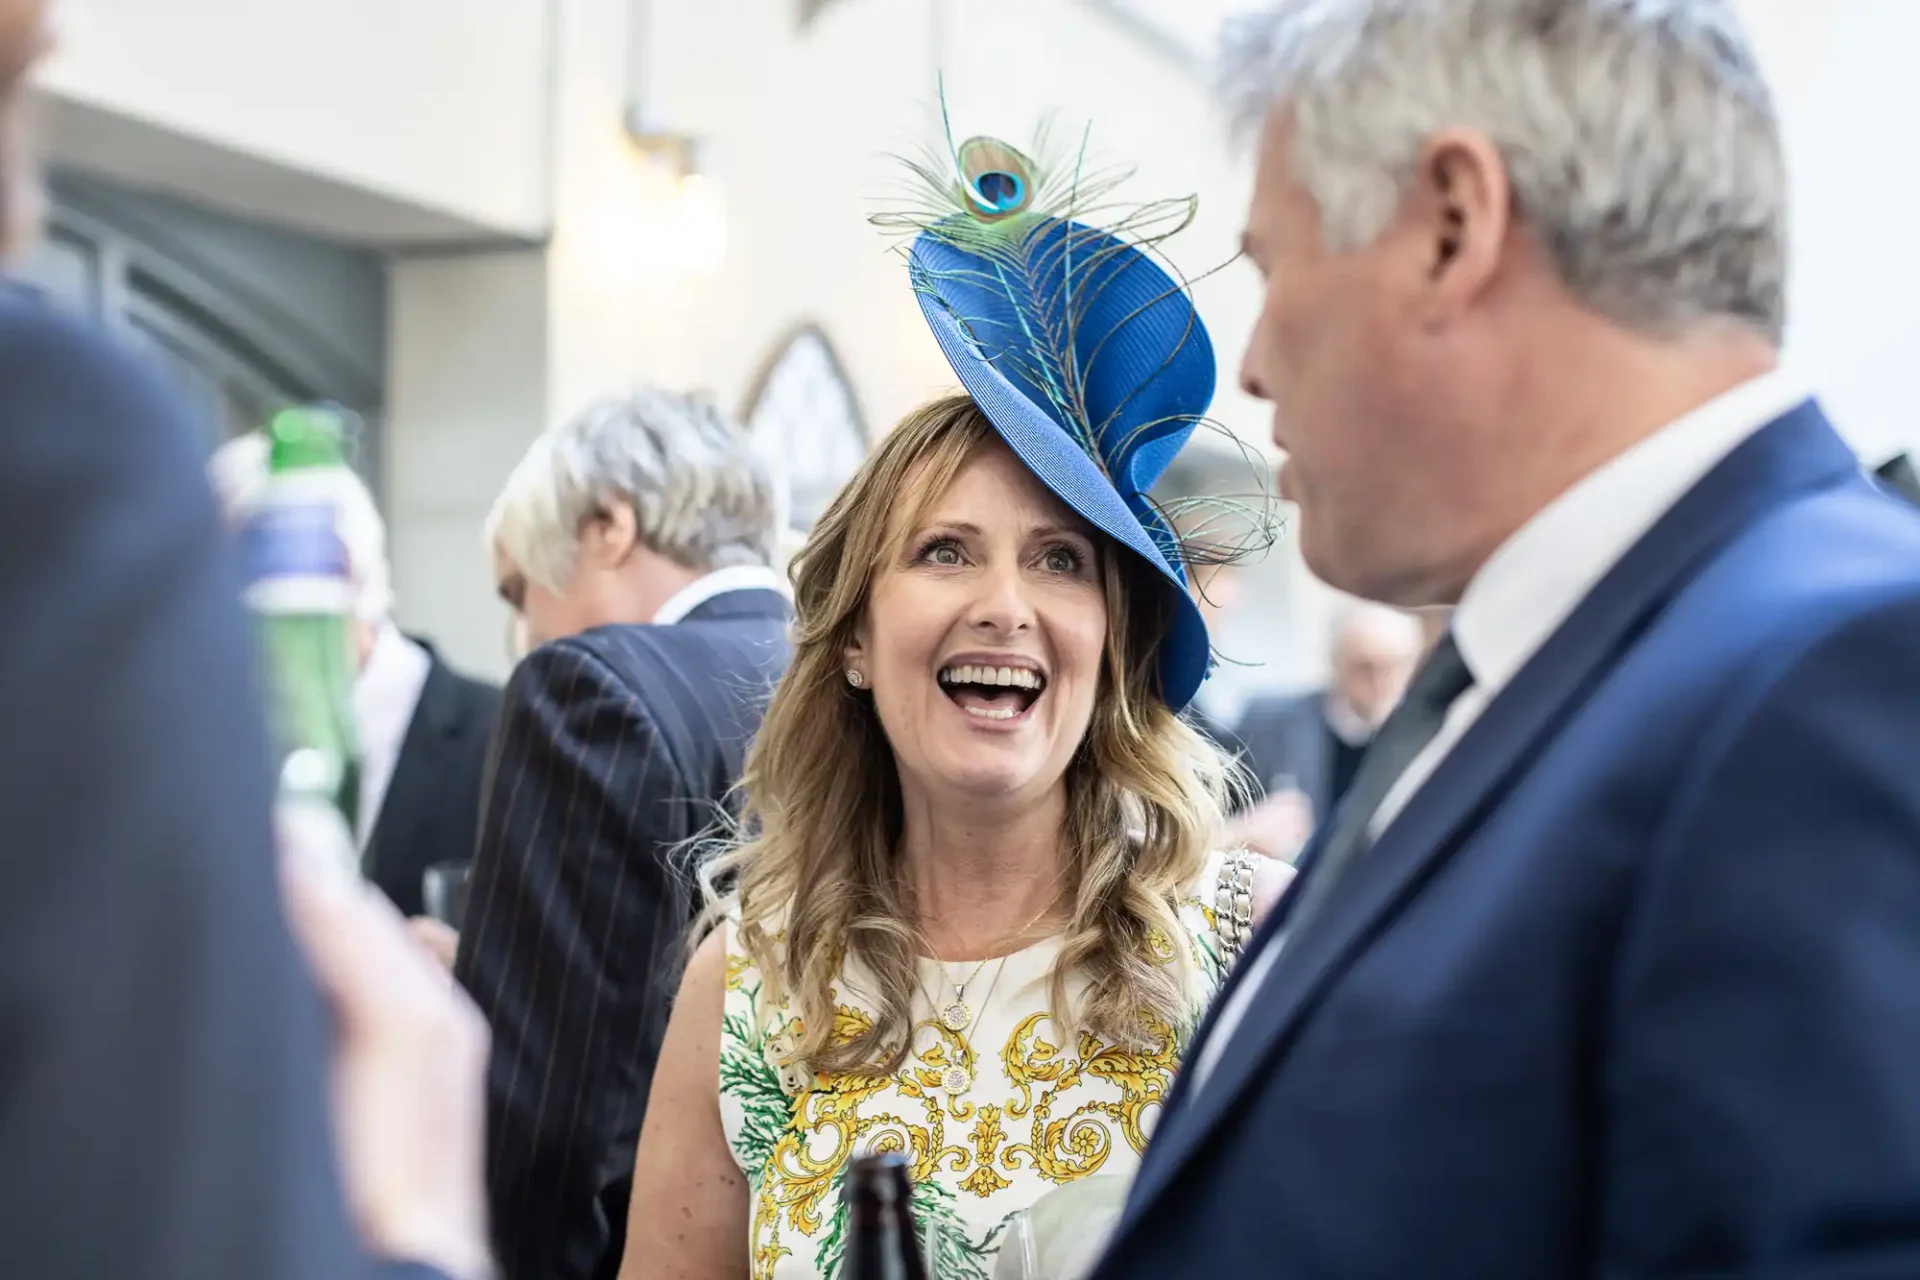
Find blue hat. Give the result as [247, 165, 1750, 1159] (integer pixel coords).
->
[882, 131, 1218, 710]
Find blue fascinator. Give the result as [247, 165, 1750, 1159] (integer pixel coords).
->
[875, 112, 1264, 712]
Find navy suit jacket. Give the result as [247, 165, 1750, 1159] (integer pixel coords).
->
[1099, 402, 1920, 1278]
[1233, 689, 1335, 812]
[0, 298, 445, 1278]
[454, 594, 791, 1280]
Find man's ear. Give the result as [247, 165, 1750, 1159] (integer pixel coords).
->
[1412, 128, 1511, 319]
[583, 502, 640, 568]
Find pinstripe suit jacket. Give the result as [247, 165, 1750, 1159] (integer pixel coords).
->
[454, 592, 790, 1280]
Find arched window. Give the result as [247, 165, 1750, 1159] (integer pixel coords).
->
[742, 322, 869, 533]
[10, 173, 386, 480]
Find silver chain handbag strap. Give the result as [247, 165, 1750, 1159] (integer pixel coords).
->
[1212, 849, 1261, 968]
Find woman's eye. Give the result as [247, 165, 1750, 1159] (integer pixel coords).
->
[921, 540, 964, 566]
[1042, 545, 1085, 573]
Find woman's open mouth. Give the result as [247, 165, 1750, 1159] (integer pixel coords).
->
[937, 663, 1046, 722]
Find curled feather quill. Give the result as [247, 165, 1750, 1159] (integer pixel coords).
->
[871, 98, 1276, 575]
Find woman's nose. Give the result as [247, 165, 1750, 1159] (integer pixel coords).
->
[967, 560, 1035, 634]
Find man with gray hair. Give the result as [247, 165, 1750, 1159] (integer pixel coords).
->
[1099, 3, 1920, 1277]
[454, 387, 789, 1280]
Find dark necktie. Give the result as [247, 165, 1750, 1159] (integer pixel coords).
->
[1279, 631, 1475, 947]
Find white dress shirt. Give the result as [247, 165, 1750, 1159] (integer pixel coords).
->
[1189, 368, 1813, 1091]
[352, 622, 433, 849]
[650, 564, 789, 626]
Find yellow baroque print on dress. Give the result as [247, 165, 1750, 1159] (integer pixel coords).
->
[731, 1000, 1184, 1279]
[754, 1013, 1173, 1277]
[715, 857, 1237, 1280]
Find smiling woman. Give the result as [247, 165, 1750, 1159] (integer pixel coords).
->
[853, 419, 1109, 807]
[621, 398, 1276, 1280]
[619, 117, 1285, 1280]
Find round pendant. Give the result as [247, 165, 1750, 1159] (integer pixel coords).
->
[942, 1065, 972, 1094]
[941, 1001, 973, 1032]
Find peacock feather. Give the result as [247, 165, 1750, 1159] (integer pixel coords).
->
[872, 93, 1276, 578]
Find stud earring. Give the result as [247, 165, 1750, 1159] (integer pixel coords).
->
[845, 669, 865, 689]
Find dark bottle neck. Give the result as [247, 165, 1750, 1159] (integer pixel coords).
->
[845, 1205, 926, 1279]
[844, 1156, 931, 1280]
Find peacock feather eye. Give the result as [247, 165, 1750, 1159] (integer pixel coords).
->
[975, 169, 1023, 211]
[956, 137, 1036, 221]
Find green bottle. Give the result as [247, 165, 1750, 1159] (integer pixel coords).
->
[241, 406, 363, 883]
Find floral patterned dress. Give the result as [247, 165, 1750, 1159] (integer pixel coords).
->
[716, 853, 1243, 1280]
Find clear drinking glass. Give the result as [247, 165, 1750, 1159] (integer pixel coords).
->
[992, 1174, 1131, 1280]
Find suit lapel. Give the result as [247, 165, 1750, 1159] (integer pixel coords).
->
[1121, 400, 1857, 1229]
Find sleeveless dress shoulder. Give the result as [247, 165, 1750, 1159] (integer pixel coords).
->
[715, 850, 1253, 1280]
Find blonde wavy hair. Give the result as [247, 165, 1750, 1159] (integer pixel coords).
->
[702, 395, 1235, 1073]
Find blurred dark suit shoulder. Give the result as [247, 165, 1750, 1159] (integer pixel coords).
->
[366, 647, 501, 915]
[455, 588, 790, 1280]
[0, 298, 437, 1278]
[1232, 689, 1332, 809]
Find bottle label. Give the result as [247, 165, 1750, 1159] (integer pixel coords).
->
[241, 499, 354, 614]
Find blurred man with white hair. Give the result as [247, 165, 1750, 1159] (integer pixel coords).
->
[1099, 2, 1920, 1277]
[1230, 600, 1423, 857]
[455, 388, 789, 1280]
[211, 432, 501, 918]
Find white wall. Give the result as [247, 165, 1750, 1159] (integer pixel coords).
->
[628, 0, 952, 426]
[383, 0, 656, 680]
[386, 250, 550, 679]
[40, 0, 554, 242]
[381, 0, 950, 678]
[1738, 0, 1920, 465]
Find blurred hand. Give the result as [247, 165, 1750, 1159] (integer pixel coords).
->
[408, 916, 462, 971]
[281, 848, 495, 1280]
[1227, 788, 1316, 862]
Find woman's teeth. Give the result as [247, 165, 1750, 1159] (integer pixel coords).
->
[936, 663, 1044, 722]
[937, 664, 1044, 691]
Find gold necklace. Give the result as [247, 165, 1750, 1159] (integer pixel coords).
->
[933, 954, 1014, 1096]
[919, 893, 1063, 1096]
[932, 894, 1062, 1034]
[936, 956, 994, 1033]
